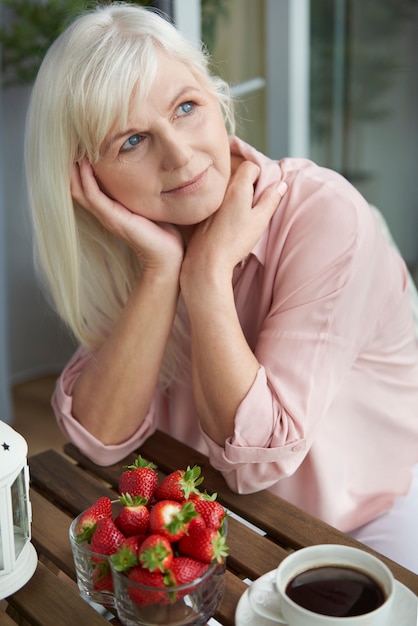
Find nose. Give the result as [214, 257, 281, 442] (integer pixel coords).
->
[159, 127, 193, 171]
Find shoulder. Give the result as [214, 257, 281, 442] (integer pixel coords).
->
[273, 157, 371, 242]
[261, 158, 377, 293]
[279, 157, 362, 204]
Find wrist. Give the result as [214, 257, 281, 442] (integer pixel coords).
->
[180, 260, 233, 308]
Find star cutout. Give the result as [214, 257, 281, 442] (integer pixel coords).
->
[2, 442, 10, 451]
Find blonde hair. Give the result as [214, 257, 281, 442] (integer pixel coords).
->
[25, 2, 234, 385]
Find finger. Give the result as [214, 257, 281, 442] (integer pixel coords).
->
[77, 158, 100, 203]
[253, 180, 288, 219]
[73, 158, 121, 225]
[70, 159, 99, 210]
[232, 160, 261, 186]
[70, 162, 84, 204]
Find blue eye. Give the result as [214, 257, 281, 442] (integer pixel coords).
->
[177, 101, 194, 116]
[121, 134, 142, 152]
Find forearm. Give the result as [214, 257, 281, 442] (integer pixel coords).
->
[72, 266, 180, 444]
[184, 269, 259, 446]
[179, 163, 286, 446]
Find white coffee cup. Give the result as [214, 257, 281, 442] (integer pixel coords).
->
[248, 544, 395, 625]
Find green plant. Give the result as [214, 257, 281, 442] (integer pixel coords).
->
[0, 0, 152, 87]
[201, 0, 229, 54]
[0, 0, 228, 88]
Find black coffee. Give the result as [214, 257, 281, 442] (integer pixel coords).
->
[285, 565, 385, 617]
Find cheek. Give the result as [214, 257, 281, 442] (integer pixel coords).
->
[94, 165, 147, 206]
[92, 163, 120, 198]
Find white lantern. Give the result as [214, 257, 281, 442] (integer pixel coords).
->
[0, 421, 37, 599]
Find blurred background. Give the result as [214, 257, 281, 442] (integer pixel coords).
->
[1, 0, 417, 430]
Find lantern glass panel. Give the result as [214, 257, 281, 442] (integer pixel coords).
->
[11, 468, 29, 560]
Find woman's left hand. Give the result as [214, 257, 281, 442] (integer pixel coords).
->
[181, 160, 287, 282]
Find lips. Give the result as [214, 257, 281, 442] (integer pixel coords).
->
[163, 168, 209, 195]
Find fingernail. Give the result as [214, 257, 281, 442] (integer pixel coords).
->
[276, 181, 288, 195]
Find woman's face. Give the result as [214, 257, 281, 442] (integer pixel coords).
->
[93, 51, 232, 226]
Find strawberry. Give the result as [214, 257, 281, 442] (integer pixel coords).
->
[75, 496, 112, 543]
[92, 558, 113, 593]
[138, 534, 173, 573]
[178, 527, 229, 564]
[127, 566, 169, 606]
[149, 500, 198, 542]
[165, 556, 210, 601]
[90, 517, 125, 556]
[118, 455, 158, 503]
[167, 556, 209, 586]
[114, 494, 150, 537]
[192, 499, 226, 530]
[154, 466, 204, 502]
[187, 513, 207, 534]
[110, 536, 142, 573]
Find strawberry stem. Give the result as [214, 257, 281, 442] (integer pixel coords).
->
[179, 465, 204, 499]
[119, 493, 148, 507]
[110, 543, 139, 572]
[165, 501, 199, 535]
[123, 455, 157, 471]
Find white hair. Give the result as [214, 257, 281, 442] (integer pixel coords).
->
[25, 2, 234, 385]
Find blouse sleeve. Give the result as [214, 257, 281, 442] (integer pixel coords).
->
[51, 345, 158, 466]
[202, 162, 402, 493]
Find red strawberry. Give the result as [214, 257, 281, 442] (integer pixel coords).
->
[154, 466, 203, 502]
[138, 534, 173, 573]
[90, 517, 125, 556]
[192, 499, 226, 530]
[127, 566, 169, 606]
[187, 514, 207, 534]
[150, 500, 198, 542]
[168, 556, 209, 586]
[178, 527, 229, 564]
[114, 494, 150, 537]
[92, 558, 113, 593]
[110, 536, 142, 573]
[75, 496, 112, 543]
[118, 455, 158, 503]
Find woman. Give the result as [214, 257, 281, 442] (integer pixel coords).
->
[25, 4, 418, 572]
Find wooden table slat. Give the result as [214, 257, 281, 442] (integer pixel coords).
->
[30, 490, 77, 580]
[6, 562, 122, 626]
[0, 610, 19, 626]
[226, 516, 289, 581]
[63, 442, 168, 490]
[29, 449, 117, 515]
[215, 570, 247, 626]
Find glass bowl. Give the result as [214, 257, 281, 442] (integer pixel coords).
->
[111, 557, 226, 626]
[69, 500, 122, 608]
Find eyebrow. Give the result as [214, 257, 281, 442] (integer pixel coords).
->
[102, 86, 201, 155]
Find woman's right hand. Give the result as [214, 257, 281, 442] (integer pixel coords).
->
[71, 158, 185, 269]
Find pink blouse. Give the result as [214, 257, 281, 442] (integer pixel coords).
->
[52, 137, 418, 533]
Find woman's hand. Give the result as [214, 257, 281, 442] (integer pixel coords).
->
[181, 160, 287, 283]
[71, 158, 184, 269]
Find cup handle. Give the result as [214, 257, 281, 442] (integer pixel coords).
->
[247, 575, 287, 623]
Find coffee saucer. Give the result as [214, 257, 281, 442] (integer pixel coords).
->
[235, 569, 418, 625]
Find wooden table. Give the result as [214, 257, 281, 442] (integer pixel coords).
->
[2, 429, 418, 625]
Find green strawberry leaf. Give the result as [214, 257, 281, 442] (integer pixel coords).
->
[110, 543, 139, 572]
[123, 455, 157, 471]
